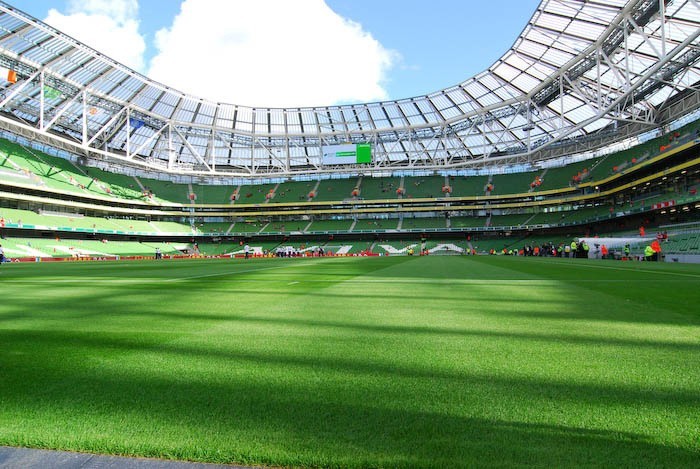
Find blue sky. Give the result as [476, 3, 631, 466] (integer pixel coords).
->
[10, 0, 540, 107]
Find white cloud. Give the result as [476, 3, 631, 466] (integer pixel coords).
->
[44, 0, 146, 72]
[148, 0, 397, 107]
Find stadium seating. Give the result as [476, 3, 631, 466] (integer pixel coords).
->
[663, 232, 700, 253]
[558, 205, 611, 224]
[260, 220, 307, 233]
[314, 177, 361, 201]
[331, 240, 373, 253]
[0, 236, 186, 258]
[401, 217, 447, 230]
[446, 175, 489, 197]
[150, 220, 194, 234]
[191, 184, 237, 205]
[306, 219, 354, 232]
[138, 177, 192, 204]
[80, 166, 147, 201]
[0, 140, 98, 196]
[228, 221, 266, 234]
[273, 180, 318, 202]
[489, 171, 540, 195]
[234, 183, 279, 204]
[540, 159, 597, 191]
[526, 211, 565, 226]
[449, 215, 487, 229]
[196, 222, 233, 234]
[351, 218, 399, 232]
[402, 176, 446, 199]
[489, 213, 531, 227]
[373, 240, 420, 255]
[1, 117, 699, 257]
[359, 176, 402, 199]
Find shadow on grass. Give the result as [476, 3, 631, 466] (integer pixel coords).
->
[1, 257, 699, 466]
[4, 278, 694, 328]
[1, 328, 698, 467]
[2, 281, 699, 347]
[2, 328, 699, 411]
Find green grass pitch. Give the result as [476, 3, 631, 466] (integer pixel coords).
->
[1, 255, 699, 467]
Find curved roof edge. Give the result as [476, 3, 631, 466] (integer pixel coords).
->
[0, 0, 698, 177]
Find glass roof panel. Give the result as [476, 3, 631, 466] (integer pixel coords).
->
[0, 0, 697, 172]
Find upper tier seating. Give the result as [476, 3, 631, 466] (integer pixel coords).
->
[314, 177, 361, 201]
[306, 219, 354, 232]
[401, 217, 447, 230]
[402, 176, 447, 199]
[359, 177, 402, 199]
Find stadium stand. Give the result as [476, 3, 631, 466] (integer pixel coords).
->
[0, 236, 186, 258]
[401, 216, 447, 230]
[234, 183, 279, 204]
[539, 160, 596, 191]
[139, 178, 192, 204]
[0, 103, 699, 265]
[191, 184, 237, 205]
[447, 175, 490, 197]
[261, 220, 307, 233]
[489, 171, 541, 195]
[351, 218, 399, 232]
[196, 222, 233, 235]
[274, 180, 319, 202]
[0, 140, 97, 195]
[489, 213, 532, 228]
[403, 176, 447, 199]
[229, 221, 267, 234]
[314, 177, 361, 201]
[359, 176, 402, 199]
[449, 215, 488, 229]
[82, 166, 149, 201]
[306, 219, 354, 232]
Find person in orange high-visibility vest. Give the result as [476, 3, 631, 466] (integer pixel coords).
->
[600, 244, 608, 259]
[651, 239, 661, 261]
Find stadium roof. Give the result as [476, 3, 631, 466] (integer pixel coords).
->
[0, 0, 699, 177]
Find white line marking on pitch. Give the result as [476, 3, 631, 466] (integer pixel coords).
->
[167, 262, 314, 282]
[288, 281, 299, 285]
[543, 260, 700, 278]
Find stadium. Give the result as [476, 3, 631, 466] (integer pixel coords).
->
[1, 0, 699, 467]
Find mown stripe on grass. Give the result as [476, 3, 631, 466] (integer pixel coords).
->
[165, 262, 316, 282]
[541, 259, 700, 277]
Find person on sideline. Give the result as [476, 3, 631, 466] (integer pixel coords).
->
[644, 244, 654, 261]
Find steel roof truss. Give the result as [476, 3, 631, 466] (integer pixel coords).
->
[86, 106, 125, 148]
